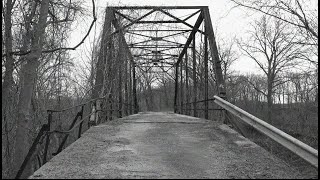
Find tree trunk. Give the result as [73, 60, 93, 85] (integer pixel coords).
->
[267, 82, 273, 123]
[14, 0, 50, 178]
[2, 0, 14, 107]
[2, 1, 14, 177]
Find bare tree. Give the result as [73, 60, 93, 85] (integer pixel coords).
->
[231, 0, 318, 43]
[1, 0, 96, 178]
[237, 15, 305, 122]
[217, 38, 239, 81]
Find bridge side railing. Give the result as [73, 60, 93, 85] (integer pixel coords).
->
[213, 95, 318, 168]
[15, 95, 136, 179]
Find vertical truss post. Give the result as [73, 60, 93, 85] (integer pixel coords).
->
[92, 8, 112, 99]
[185, 51, 189, 115]
[202, 7, 226, 98]
[132, 63, 138, 113]
[203, 7, 226, 123]
[192, 35, 197, 117]
[174, 63, 179, 113]
[129, 61, 133, 114]
[109, 92, 113, 121]
[92, 8, 113, 123]
[204, 25, 209, 120]
[118, 36, 123, 118]
[180, 58, 183, 114]
[118, 66, 123, 118]
[124, 55, 129, 116]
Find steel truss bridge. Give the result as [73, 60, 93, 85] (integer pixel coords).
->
[15, 6, 318, 179]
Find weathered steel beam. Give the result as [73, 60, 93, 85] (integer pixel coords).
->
[192, 35, 197, 117]
[132, 63, 138, 113]
[136, 60, 175, 65]
[111, 10, 138, 114]
[204, 25, 209, 119]
[135, 20, 179, 23]
[202, 7, 226, 98]
[176, 11, 203, 65]
[158, 9, 204, 34]
[112, 9, 156, 35]
[180, 57, 183, 114]
[129, 61, 133, 114]
[183, 9, 201, 21]
[128, 39, 153, 46]
[185, 51, 190, 115]
[124, 55, 129, 116]
[114, 10, 133, 21]
[133, 54, 178, 57]
[129, 46, 186, 48]
[174, 64, 179, 113]
[126, 31, 154, 38]
[110, 6, 207, 9]
[138, 65, 174, 68]
[93, 8, 113, 99]
[161, 39, 184, 45]
[127, 29, 192, 32]
[118, 37, 123, 118]
[161, 31, 190, 38]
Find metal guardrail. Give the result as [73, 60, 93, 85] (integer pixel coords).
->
[213, 95, 318, 168]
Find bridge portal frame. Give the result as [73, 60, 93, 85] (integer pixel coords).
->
[92, 6, 227, 123]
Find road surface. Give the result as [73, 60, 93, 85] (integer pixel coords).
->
[30, 112, 301, 179]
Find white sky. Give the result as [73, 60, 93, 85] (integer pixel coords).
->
[68, 0, 266, 75]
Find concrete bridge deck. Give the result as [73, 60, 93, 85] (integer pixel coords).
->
[30, 112, 301, 179]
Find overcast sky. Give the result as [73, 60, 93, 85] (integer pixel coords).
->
[69, 0, 263, 75]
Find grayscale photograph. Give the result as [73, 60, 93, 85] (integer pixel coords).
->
[2, 0, 318, 179]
